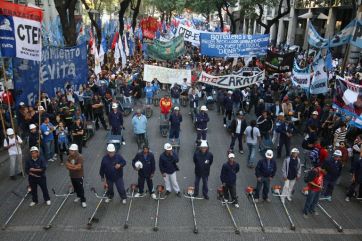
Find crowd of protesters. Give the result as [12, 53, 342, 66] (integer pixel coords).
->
[0, 43, 361, 213]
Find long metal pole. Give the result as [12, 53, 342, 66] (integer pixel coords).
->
[1, 58, 24, 176]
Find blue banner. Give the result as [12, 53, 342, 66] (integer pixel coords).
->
[351, 19, 362, 48]
[200, 33, 269, 57]
[13, 43, 88, 106]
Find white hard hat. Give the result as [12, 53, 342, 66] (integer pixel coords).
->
[174, 106, 180, 111]
[312, 111, 319, 115]
[333, 150, 342, 157]
[265, 150, 274, 158]
[29, 124, 37, 130]
[69, 144, 79, 151]
[107, 144, 116, 152]
[278, 112, 285, 116]
[135, 161, 143, 169]
[112, 103, 118, 109]
[19, 102, 25, 106]
[227, 90, 233, 95]
[6, 128, 14, 136]
[200, 140, 208, 148]
[30, 146, 39, 152]
[291, 148, 300, 154]
[164, 143, 172, 150]
[200, 106, 208, 111]
[228, 153, 235, 159]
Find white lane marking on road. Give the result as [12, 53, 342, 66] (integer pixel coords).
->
[3, 225, 362, 235]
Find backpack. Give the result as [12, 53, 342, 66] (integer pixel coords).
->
[5, 136, 21, 147]
[304, 168, 317, 183]
[309, 148, 321, 167]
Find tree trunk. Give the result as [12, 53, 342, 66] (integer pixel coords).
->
[256, 0, 290, 35]
[131, 0, 142, 32]
[161, 12, 165, 23]
[217, 6, 224, 32]
[54, 0, 77, 46]
[80, 0, 102, 47]
[119, 0, 132, 37]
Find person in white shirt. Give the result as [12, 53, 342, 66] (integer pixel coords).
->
[3, 128, 23, 180]
[244, 120, 261, 168]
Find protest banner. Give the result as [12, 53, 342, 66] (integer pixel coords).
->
[13, 43, 88, 106]
[0, 1, 43, 61]
[197, 70, 265, 89]
[144, 64, 191, 85]
[310, 57, 328, 94]
[291, 59, 311, 89]
[200, 33, 269, 57]
[334, 76, 362, 127]
[264, 50, 295, 73]
[176, 24, 205, 45]
[146, 35, 185, 61]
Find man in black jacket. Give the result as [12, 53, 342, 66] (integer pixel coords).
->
[257, 110, 273, 143]
[132, 145, 156, 199]
[193, 141, 213, 199]
[229, 112, 247, 154]
[25, 146, 51, 207]
[255, 150, 277, 202]
[220, 153, 240, 208]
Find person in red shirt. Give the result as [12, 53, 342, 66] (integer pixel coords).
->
[159, 94, 172, 121]
[303, 166, 326, 218]
[313, 139, 329, 165]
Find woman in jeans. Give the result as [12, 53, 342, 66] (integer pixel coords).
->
[244, 120, 261, 168]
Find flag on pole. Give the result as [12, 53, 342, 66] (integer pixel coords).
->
[0, 1, 43, 61]
[114, 42, 120, 64]
[118, 33, 126, 69]
[91, 39, 101, 75]
[124, 33, 130, 56]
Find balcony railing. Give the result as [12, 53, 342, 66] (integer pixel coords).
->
[295, 0, 354, 8]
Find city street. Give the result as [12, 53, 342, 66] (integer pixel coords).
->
[0, 104, 361, 241]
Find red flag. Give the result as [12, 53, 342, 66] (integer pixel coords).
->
[88, 29, 94, 49]
[111, 32, 119, 49]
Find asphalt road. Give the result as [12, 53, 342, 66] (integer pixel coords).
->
[0, 100, 361, 241]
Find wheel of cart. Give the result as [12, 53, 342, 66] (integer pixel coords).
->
[85, 121, 96, 140]
[123, 102, 133, 116]
[206, 95, 215, 110]
[153, 95, 160, 107]
[135, 133, 148, 151]
[180, 95, 188, 107]
[169, 138, 180, 155]
[143, 105, 153, 118]
[160, 119, 169, 137]
[106, 131, 122, 152]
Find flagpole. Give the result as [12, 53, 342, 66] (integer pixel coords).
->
[38, 62, 42, 151]
[1, 58, 24, 177]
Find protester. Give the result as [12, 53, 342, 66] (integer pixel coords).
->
[303, 165, 326, 218]
[99, 144, 127, 204]
[4, 128, 23, 180]
[229, 111, 247, 153]
[40, 117, 56, 162]
[281, 148, 301, 203]
[169, 106, 182, 140]
[160, 94, 172, 121]
[220, 153, 240, 208]
[159, 143, 181, 197]
[25, 146, 51, 206]
[132, 145, 156, 199]
[65, 144, 86, 208]
[254, 150, 277, 203]
[321, 150, 343, 200]
[193, 141, 213, 199]
[195, 106, 209, 143]
[244, 120, 261, 168]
